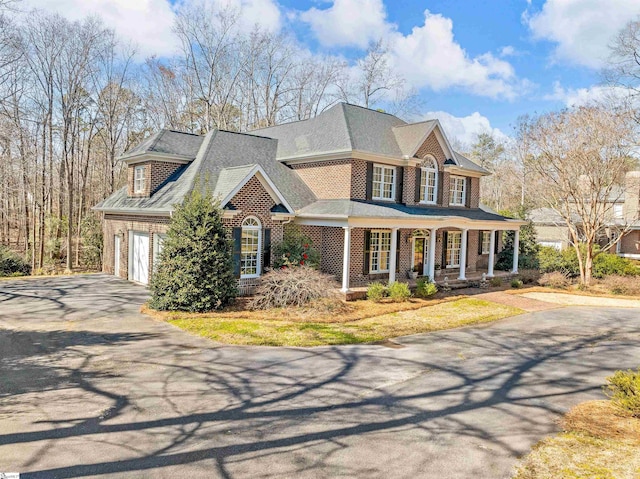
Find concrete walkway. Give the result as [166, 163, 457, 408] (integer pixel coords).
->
[1, 275, 639, 479]
[521, 291, 640, 308]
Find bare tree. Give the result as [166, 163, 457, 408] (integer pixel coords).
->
[520, 104, 639, 285]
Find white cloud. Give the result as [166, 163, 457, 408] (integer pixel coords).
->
[299, 0, 389, 49]
[544, 81, 633, 107]
[526, 0, 640, 69]
[21, 0, 282, 58]
[426, 110, 509, 148]
[389, 11, 529, 100]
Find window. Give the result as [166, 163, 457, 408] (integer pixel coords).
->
[419, 158, 438, 204]
[449, 176, 466, 206]
[241, 217, 261, 278]
[372, 164, 396, 200]
[134, 166, 146, 193]
[481, 231, 491, 255]
[370, 230, 392, 273]
[614, 204, 623, 218]
[446, 231, 462, 267]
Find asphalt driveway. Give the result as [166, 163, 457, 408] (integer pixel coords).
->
[1, 274, 639, 479]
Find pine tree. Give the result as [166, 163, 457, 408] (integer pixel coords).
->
[149, 190, 237, 312]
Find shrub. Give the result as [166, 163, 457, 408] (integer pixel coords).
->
[149, 190, 237, 312]
[0, 246, 31, 277]
[366, 282, 388, 302]
[593, 253, 640, 278]
[273, 225, 320, 269]
[80, 215, 103, 269]
[604, 369, 640, 417]
[598, 275, 640, 295]
[537, 246, 580, 276]
[415, 278, 438, 298]
[518, 269, 540, 285]
[489, 277, 502, 287]
[511, 279, 523, 288]
[249, 266, 338, 309]
[538, 271, 570, 288]
[388, 281, 411, 302]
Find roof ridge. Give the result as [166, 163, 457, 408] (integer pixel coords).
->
[393, 119, 436, 129]
[217, 129, 277, 140]
[148, 129, 167, 151]
[165, 129, 202, 137]
[342, 102, 402, 119]
[340, 103, 356, 151]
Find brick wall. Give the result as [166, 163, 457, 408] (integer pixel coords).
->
[620, 230, 640, 255]
[290, 160, 352, 199]
[127, 161, 183, 197]
[102, 214, 170, 279]
[350, 159, 368, 200]
[470, 178, 480, 208]
[415, 132, 447, 169]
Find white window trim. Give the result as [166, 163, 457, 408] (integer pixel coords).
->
[481, 231, 491, 255]
[446, 231, 462, 268]
[134, 165, 146, 194]
[419, 158, 438, 205]
[449, 175, 466, 206]
[372, 164, 396, 201]
[240, 216, 262, 279]
[613, 203, 623, 218]
[369, 229, 392, 274]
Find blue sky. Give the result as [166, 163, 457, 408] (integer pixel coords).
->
[20, 0, 640, 145]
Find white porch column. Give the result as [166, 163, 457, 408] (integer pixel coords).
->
[487, 230, 496, 278]
[458, 229, 468, 281]
[341, 226, 351, 292]
[512, 229, 520, 274]
[428, 228, 437, 282]
[389, 227, 398, 284]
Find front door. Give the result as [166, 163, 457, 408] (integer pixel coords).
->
[131, 231, 149, 284]
[412, 236, 429, 276]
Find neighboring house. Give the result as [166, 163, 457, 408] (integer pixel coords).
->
[529, 171, 640, 257]
[94, 103, 525, 294]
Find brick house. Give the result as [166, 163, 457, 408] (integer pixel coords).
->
[530, 171, 640, 257]
[94, 103, 525, 294]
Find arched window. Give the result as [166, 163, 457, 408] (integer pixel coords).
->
[419, 156, 438, 204]
[241, 216, 261, 278]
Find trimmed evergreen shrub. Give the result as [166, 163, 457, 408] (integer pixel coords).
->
[511, 279, 523, 288]
[149, 190, 237, 312]
[605, 369, 640, 417]
[0, 246, 31, 276]
[388, 281, 411, 302]
[366, 282, 388, 302]
[593, 253, 640, 278]
[415, 277, 438, 298]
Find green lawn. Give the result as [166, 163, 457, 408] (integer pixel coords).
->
[167, 297, 524, 347]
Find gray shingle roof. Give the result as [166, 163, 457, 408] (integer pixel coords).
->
[393, 121, 436, 156]
[95, 130, 317, 214]
[453, 151, 491, 175]
[297, 199, 513, 222]
[121, 129, 204, 160]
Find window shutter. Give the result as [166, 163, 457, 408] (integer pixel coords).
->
[465, 177, 472, 208]
[396, 167, 404, 203]
[494, 230, 500, 254]
[437, 172, 444, 205]
[262, 228, 271, 273]
[415, 168, 422, 203]
[363, 230, 371, 275]
[365, 162, 373, 200]
[442, 231, 448, 266]
[478, 231, 484, 255]
[232, 227, 242, 278]
[395, 230, 401, 273]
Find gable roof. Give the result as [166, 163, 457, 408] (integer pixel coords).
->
[95, 130, 316, 215]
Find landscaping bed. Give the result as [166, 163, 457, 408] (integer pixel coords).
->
[513, 400, 640, 479]
[147, 297, 523, 346]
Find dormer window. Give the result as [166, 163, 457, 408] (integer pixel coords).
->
[449, 176, 466, 206]
[372, 164, 396, 201]
[419, 157, 438, 204]
[134, 166, 146, 194]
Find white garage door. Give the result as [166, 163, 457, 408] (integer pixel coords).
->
[130, 231, 149, 284]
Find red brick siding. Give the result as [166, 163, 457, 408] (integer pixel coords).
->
[620, 230, 640, 255]
[290, 160, 352, 199]
[127, 163, 152, 197]
[102, 214, 170, 280]
[350, 159, 368, 200]
[150, 162, 182, 194]
[415, 132, 447, 169]
[127, 161, 183, 197]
